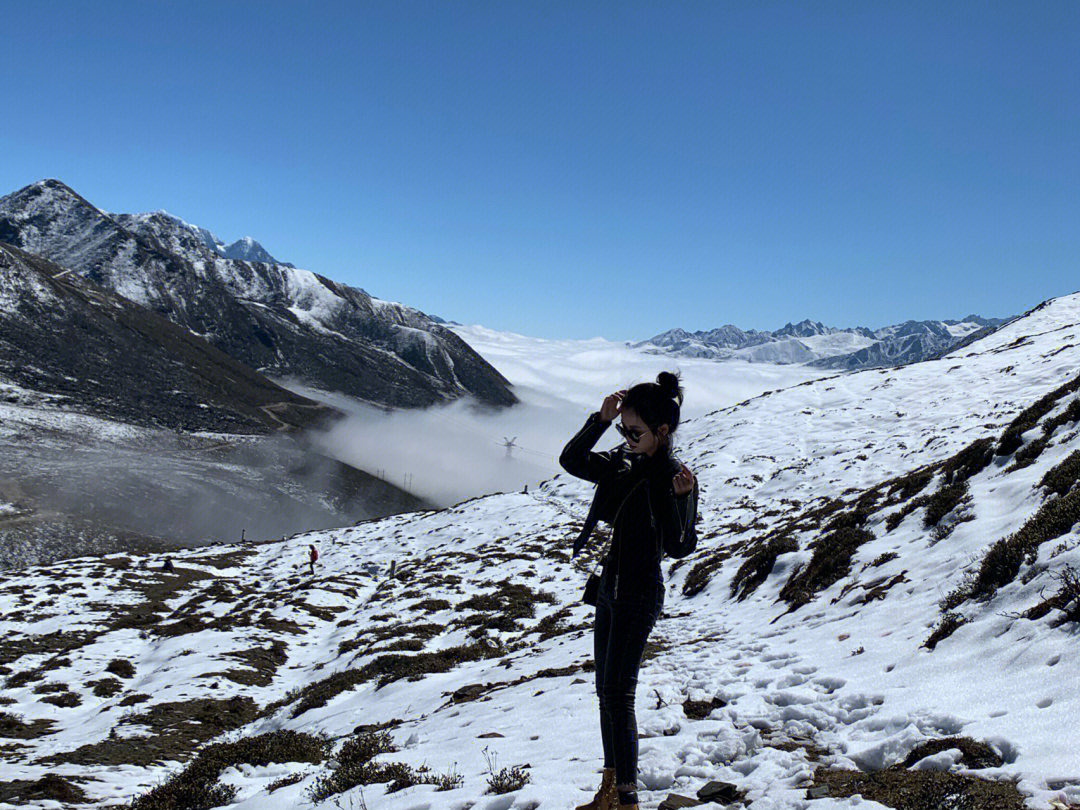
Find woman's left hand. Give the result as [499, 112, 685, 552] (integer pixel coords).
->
[672, 463, 694, 496]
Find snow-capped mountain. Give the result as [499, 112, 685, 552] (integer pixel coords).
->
[0, 240, 432, 570]
[114, 209, 295, 267]
[1, 289, 1078, 809]
[638, 315, 1005, 369]
[0, 241, 327, 434]
[0, 180, 517, 411]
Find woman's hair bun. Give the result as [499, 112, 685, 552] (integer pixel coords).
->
[656, 370, 683, 406]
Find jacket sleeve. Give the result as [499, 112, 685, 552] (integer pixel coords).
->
[651, 475, 699, 559]
[559, 411, 620, 484]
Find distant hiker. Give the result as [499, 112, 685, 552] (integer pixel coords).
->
[560, 372, 699, 810]
[388, 559, 396, 579]
[309, 544, 318, 576]
[523, 483, 528, 493]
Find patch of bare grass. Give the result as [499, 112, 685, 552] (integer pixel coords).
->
[0, 711, 56, 739]
[809, 764, 1025, 809]
[286, 641, 502, 719]
[0, 773, 90, 805]
[37, 695, 259, 767]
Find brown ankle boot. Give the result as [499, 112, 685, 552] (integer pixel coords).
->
[574, 767, 616, 810]
[614, 784, 640, 809]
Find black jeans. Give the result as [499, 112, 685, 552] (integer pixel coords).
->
[593, 573, 664, 786]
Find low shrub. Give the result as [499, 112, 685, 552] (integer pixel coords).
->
[730, 532, 797, 601]
[1007, 435, 1050, 471]
[922, 481, 970, 527]
[885, 493, 933, 533]
[89, 678, 123, 698]
[682, 549, 731, 598]
[0, 773, 87, 805]
[307, 730, 462, 803]
[939, 438, 995, 486]
[968, 484, 1080, 602]
[487, 765, 531, 794]
[291, 641, 500, 718]
[779, 527, 875, 608]
[266, 773, 304, 793]
[997, 371, 1080, 456]
[129, 729, 332, 810]
[412, 598, 451, 612]
[1039, 449, 1080, 497]
[106, 659, 136, 679]
[867, 552, 898, 568]
[1023, 564, 1080, 625]
[886, 466, 937, 502]
[39, 692, 81, 708]
[0, 711, 55, 739]
[33, 681, 70, 694]
[924, 612, 968, 650]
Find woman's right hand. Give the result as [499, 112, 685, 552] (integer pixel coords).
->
[600, 390, 626, 422]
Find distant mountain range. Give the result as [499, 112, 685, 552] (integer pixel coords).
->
[0, 179, 517, 413]
[636, 315, 1007, 369]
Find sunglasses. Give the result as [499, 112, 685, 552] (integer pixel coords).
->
[614, 421, 652, 443]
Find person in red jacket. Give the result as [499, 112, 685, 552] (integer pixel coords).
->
[308, 544, 318, 576]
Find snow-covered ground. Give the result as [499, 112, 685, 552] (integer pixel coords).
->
[2, 295, 1079, 809]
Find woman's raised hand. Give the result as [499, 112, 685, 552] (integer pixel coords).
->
[673, 463, 695, 496]
[600, 390, 626, 422]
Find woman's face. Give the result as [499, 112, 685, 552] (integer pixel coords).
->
[619, 407, 668, 456]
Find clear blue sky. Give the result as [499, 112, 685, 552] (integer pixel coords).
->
[2, 1, 1077, 340]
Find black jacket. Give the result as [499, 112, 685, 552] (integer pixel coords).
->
[559, 411, 699, 601]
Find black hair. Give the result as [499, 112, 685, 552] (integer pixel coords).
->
[622, 370, 684, 443]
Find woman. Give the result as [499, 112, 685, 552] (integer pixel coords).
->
[559, 371, 699, 810]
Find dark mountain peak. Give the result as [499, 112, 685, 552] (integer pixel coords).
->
[28, 178, 77, 194]
[222, 236, 280, 265]
[959, 314, 999, 327]
[3, 178, 102, 216]
[774, 318, 829, 338]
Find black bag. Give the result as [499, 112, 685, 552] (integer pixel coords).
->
[582, 545, 608, 606]
[583, 571, 600, 606]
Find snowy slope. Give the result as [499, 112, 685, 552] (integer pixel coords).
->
[1, 295, 1080, 809]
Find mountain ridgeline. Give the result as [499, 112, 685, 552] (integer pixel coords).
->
[0, 241, 328, 434]
[638, 315, 1007, 369]
[0, 179, 517, 413]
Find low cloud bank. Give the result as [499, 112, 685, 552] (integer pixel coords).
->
[275, 327, 829, 508]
